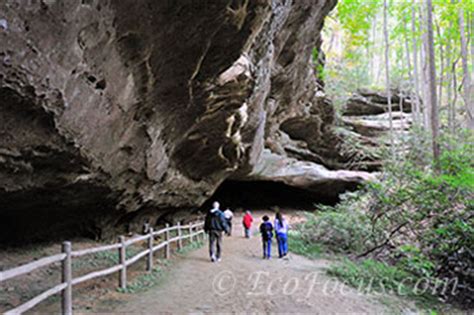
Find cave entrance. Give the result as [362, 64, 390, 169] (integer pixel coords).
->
[201, 180, 340, 211]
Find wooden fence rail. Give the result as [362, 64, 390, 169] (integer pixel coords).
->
[0, 221, 205, 315]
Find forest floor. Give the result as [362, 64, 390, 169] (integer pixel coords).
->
[80, 211, 418, 314]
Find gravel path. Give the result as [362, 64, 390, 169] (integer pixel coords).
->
[108, 213, 393, 314]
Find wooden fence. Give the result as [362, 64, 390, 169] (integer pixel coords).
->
[0, 221, 205, 315]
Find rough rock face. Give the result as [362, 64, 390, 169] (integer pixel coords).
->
[338, 89, 414, 171]
[343, 89, 414, 138]
[0, 0, 373, 242]
[344, 88, 414, 116]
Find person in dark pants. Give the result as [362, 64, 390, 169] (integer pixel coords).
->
[204, 201, 229, 262]
[259, 215, 273, 259]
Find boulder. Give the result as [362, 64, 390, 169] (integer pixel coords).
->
[344, 89, 415, 116]
[342, 114, 411, 138]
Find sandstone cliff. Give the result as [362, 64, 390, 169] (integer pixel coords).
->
[0, 0, 373, 242]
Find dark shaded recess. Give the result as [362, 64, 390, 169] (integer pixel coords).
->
[202, 180, 341, 210]
[0, 184, 117, 246]
[0, 87, 119, 245]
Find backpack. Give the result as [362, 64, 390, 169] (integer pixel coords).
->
[261, 222, 273, 240]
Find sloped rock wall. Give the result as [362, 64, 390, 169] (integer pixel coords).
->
[0, 0, 376, 242]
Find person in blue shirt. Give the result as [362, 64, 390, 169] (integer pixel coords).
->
[259, 215, 273, 259]
[274, 212, 289, 258]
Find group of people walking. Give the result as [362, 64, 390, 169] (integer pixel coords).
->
[203, 201, 289, 262]
[259, 212, 289, 259]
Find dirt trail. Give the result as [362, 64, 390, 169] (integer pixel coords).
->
[90, 212, 408, 314]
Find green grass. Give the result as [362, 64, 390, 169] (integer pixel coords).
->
[287, 231, 324, 259]
[328, 258, 441, 311]
[176, 240, 205, 255]
[287, 228, 443, 312]
[72, 247, 142, 269]
[117, 262, 168, 294]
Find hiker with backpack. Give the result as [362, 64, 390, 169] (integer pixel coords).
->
[274, 212, 289, 258]
[259, 215, 273, 259]
[204, 201, 229, 262]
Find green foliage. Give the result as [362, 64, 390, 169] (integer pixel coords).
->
[396, 245, 435, 278]
[72, 246, 142, 269]
[95, 247, 142, 264]
[297, 134, 473, 307]
[329, 258, 412, 295]
[312, 48, 326, 81]
[323, 0, 473, 123]
[176, 240, 204, 254]
[287, 230, 323, 259]
[328, 258, 439, 308]
[298, 207, 382, 254]
[336, 0, 381, 48]
[436, 142, 474, 189]
[117, 262, 168, 294]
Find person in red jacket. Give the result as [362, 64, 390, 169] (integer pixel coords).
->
[242, 210, 253, 238]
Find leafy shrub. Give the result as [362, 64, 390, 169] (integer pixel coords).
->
[296, 134, 473, 308]
[396, 245, 435, 278]
[298, 209, 382, 254]
[287, 230, 323, 258]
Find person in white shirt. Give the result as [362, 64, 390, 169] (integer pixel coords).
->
[223, 208, 234, 236]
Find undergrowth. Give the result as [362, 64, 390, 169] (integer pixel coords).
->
[176, 240, 205, 255]
[287, 231, 323, 259]
[328, 259, 439, 309]
[117, 260, 170, 294]
[72, 246, 142, 269]
[291, 133, 473, 309]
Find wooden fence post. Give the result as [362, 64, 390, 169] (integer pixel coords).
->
[165, 223, 170, 259]
[198, 224, 202, 242]
[177, 222, 182, 250]
[201, 224, 205, 242]
[147, 228, 154, 272]
[61, 241, 72, 315]
[118, 236, 127, 289]
[189, 224, 194, 243]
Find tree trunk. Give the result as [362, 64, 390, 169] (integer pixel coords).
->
[404, 17, 414, 116]
[452, 60, 459, 134]
[426, 0, 440, 163]
[411, 1, 421, 126]
[446, 37, 454, 133]
[383, 0, 394, 148]
[436, 24, 444, 108]
[459, 4, 474, 129]
[420, 6, 431, 131]
[470, 10, 474, 74]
